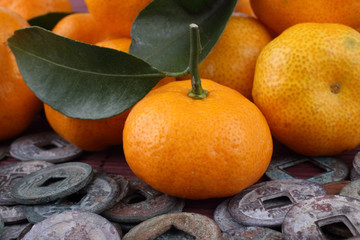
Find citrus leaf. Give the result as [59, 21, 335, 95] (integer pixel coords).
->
[8, 26, 165, 120]
[28, 12, 73, 30]
[129, 0, 237, 73]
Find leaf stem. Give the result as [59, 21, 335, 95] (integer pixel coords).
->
[187, 23, 208, 99]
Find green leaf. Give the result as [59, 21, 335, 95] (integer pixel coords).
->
[129, 0, 237, 73]
[28, 12, 73, 30]
[8, 26, 165, 120]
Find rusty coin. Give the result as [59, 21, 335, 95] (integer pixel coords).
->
[11, 162, 93, 205]
[9, 131, 83, 163]
[228, 179, 327, 227]
[265, 155, 348, 184]
[351, 168, 360, 181]
[107, 173, 130, 203]
[221, 227, 283, 240]
[0, 205, 26, 224]
[24, 174, 121, 223]
[322, 180, 350, 195]
[22, 210, 121, 240]
[0, 223, 32, 240]
[213, 199, 244, 232]
[0, 160, 53, 205]
[101, 177, 178, 223]
[340, 179, 360, 201]
[282, 195, 360, 240]
[122, 212, 221, 240]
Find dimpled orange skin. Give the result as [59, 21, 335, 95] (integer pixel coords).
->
[44, 38, 174, 151]
[0, 7, 42, 141]
[250, 0, 360, 35]
[197, 13, 272, 100]
[123, 79, 273, 199]
[52, 13, 122, 44]
[252, 23, 360, 156]
[0, 0, 72, 20]
[84, 0, 152, 37]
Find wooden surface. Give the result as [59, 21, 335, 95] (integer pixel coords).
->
[0, 0, 358, 222]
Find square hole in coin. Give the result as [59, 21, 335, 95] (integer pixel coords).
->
[155, 226, 196, 240]
[40, 177, 66, 187]
[260, 193, 294, 210]
[316, 215, 358, 239]
[123, 191, 147, 204]
[281, 158, 328, 179]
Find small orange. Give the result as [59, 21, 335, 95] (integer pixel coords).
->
[234, 0, 255, 17]
[45, 37, 173, 151]
[0, 7, 42, 140]
[84, 0, 152, 37]
[196, 13, 272, 99]
[0, 0, 72, 20]
[52, 13, 122, 44]
[123, 79, 273, 199]
[252, 23, 360, 156]
[250, 0, 360, 35]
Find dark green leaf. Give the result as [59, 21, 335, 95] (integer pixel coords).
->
[8, 26, 165, 120]
[129, 0, 237, 73]
[28, 12, 73, 30]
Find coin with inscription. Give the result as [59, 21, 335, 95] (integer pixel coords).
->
[102, 177, 179, 223]
[22, 210, 121, 240]
[0, 161, 54, 205]
[228, 179, 327, 227]
[11, 162, 93, 205]
[122, 212, 221, 240]
[222, 227, 283, 240]
[24, 174, 121, 223]
[9, 131, 83, 163]
[0, 223, 32, 240]
[0, 205, 26, 224]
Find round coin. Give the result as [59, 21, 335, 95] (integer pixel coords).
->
[0, 223, 32, 240]
[0, 161, 53, 205]
[24, 175, 121, 223]
[9, 131, 83, 163]
[0, 205, 26, 224]
[221, 227, 283, 240]
[350, 168, 360, 181]
[353, 151, 360, 174]
[213, 199, 244, 232]
[22, 210, 121, 240]
[11, 162, 93, 205]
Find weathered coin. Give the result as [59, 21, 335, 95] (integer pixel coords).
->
[11, 162, 93, 205]
[339, 179, 360, 201]
[0, 144, 10, 160]
[9, 131, 83, 163]
[350, 167, 360, 181]
[22, 210, 121, 240]
[0, 223, 32, 240]
[102, 177, 178, 223]
[0, 215, 3, 236]
[322, 180, 350, 195]
[0, 160, 53, 205]
[107, 174, 130, 203]
[122, 212, 222, 240]
[0, 205, 26, 224]
[213, 199, 245, 232]
[266, 155, 348, 184]
[24, 174, 121, 223]
[221, 227, 283, 240]
[353, 151, 360, 174]
[282, 195, 360, 240]
[228, 179, 327, 227]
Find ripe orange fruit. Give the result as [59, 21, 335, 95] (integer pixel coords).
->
[123, 79, 273, 199]
[195, 13, 272, 100]
[252, 23, 360, 156]
[52, 13, 122, 44]
[250, 0, 360, 35]
[45, 37, 173, 151]
[0, 7, 42, 140]
[0, 0, 72, 20]
[84, 0, 152, 37]
[234, 0, 255, 17]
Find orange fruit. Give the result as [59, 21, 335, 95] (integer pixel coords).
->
[195, 13, 272, 100]
[234, 0, 255, 17]
[84, 0, 152, 37]
[123, 79, 273, 199]
[252, 23, 360, 156]
[0, 7, 42, 141]
[52, 13, 122, 44]
[250, 0, 360, 35]
[0, 0, 72, 20]
[45, 37, 173, 151]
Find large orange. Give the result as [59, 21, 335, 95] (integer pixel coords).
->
[0, 0, 72, 20]
[123, 79, 273, 199]
[250, 0, 360, 35]
[84, 0, 152, 37]
[52, 13, 122, 44]
[252, 23, 360, 156]
[45, 38, 173, 151]
[196, 13, 272, 100]
[0, 7, 42, 141]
